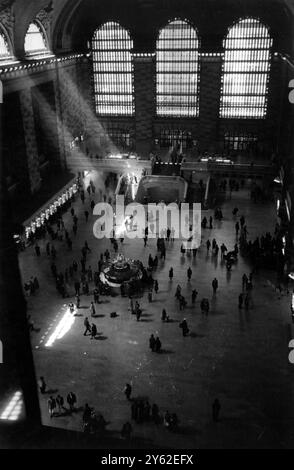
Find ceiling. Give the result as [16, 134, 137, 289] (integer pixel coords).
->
[2, 0, 294, 55]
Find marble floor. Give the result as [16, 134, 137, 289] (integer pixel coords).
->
[17, 170, 294, 449]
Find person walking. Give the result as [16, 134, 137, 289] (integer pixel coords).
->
[169, 268, 174, 281]
[124, 383, 132, 401]
[187, 267, 192, 282]
[67, 392, 77, 412]
[93, 288, 100, 304]
[161, 309, 168, 322]
[91, 323, 97, 339]
[38, 376, 46, 394]
[175, 284, 181, 299]
[179, 319, 189, 337]
[155, 337, 162, 353]
[69, 302, 75, 314]
[212, 278, 218, 294]
[149, 334, 156, 352]
[235, 222, 240, 237]
[192, 289, 198, 305]
[48, 396, 56, 418]
[90, 301, 96, 317]
[136, 308, 141, 321]
[56, 394, 65, 414]
[83, 317, 91, 336]
[221, 243, 227, 259]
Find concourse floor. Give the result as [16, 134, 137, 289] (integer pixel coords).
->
[18, 171, 294, 449]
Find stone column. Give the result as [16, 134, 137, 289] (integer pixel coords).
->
[133, 54, 156, 157]
[19, 88, 41, 193]
[0, 82, 41, 428]
[198, 56, 222, 152]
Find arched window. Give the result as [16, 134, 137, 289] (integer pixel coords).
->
[25, 22, 48, 55]
[156, 19, 199, 117]
[220, 18, 273, 119]
[0, 29, 11, 59]
[92, 22, 134, 115]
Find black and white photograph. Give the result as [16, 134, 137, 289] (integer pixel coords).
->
[0, 0, 294, 453]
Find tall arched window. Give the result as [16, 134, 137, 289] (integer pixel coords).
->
[156, 19, 199, 117]
[0, 29, 11, 59]
[92, 22, 134, 115]
[220, 18, 273, 119]
[25, 22, 48, 56]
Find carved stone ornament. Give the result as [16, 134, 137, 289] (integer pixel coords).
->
[36, 1, 54, 35]
[0, 3, 15, 38]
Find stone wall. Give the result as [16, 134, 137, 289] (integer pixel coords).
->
[19, 88, 42, 194]
[133, 56, 156, 156]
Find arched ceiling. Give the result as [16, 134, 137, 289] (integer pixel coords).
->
[2, 0, 294, 55]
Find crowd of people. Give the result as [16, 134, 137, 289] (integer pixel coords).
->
[26, 169, 288, 444]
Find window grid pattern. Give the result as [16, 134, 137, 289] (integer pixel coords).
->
[92, 22, 134, 116]
[0, 31, 11, 58]
[160, 129, 192, 148]
[107, 127, 131, 148]
[220, 18, 272, 119]
[156, 20, 199, 117]
[224, 132, 258, 151]
[25, 22, 48, 55]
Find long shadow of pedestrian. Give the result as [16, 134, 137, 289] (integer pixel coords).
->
[56, 408, 72, 417]
[45, 388, 59, 394]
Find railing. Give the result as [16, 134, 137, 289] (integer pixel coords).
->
[181, 160, 275, 175]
